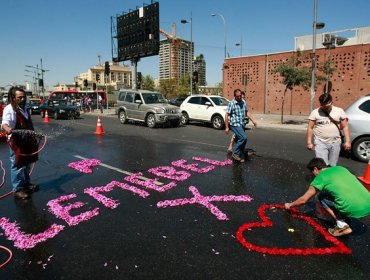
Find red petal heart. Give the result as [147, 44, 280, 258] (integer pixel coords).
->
[236, 204, 352, 255]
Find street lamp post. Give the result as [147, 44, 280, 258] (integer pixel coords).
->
[26, 58, 49, 97]
[181, 12, 193, 95]
[235, 37, 243, 56]
[309, 0, 325, 113]
[24, 69, 38, 93]
[211, 13, 227, 58]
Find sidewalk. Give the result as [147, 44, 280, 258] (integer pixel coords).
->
[248, 113, 308, 132]
[84, 109, 308, 132]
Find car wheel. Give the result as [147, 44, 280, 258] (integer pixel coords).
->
[119, 110, 127, 124]
[54, 111, 59, 120]
[146, 113, 156, 128]
[67, 111, 74, 120]
[171, 119, 181, 127]
[352, 137, 370, 162]
[181, 112, 189, 125]
[211, 115, 224, 130]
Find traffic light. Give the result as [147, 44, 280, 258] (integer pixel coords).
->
[93, 83, 97, 90]
[137, 72, 142, 89]
[104, 61, 110, 76]
[192, 71, 198, 92]
[83, 79, 88, 88]
[96, 73, 100, 82]
[75, 82, 78, 89]
[38, 79, 44, 87]
[192, 71, 198, 83]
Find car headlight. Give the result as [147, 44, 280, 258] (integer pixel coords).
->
[59, 109, 65, 113]
[155, 108, 165, 114]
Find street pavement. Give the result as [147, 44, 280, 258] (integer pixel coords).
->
[0, 115, 368, 279]
[86, 108, 309, 132]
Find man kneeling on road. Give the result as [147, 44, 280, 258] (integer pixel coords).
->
[285, 158, 370, 237]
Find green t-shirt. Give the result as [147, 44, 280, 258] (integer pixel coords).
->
[311, 166, 370, 218]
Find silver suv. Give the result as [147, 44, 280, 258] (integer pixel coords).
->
[345, 94, 370, 162]
[116, 90, 182, 128]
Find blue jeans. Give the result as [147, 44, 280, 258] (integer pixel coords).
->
[10, 149, 31, 192]
[230, 125, 247, 157]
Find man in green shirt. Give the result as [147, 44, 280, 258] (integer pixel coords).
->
[285, 158, 370, 237]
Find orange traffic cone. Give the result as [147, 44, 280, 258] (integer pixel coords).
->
[43, 110, 50, 123]
[358, 159, 370, 192]
[94, 116, 105, 135]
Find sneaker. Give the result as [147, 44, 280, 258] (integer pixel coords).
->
[328, 225, 352, 237]
[13, 190, 30, 200]
[25, 183, 39, 193]
[231, 153, 242, 162]
[240, 158, 245, 163]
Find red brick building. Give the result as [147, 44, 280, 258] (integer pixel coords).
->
[222, 28, 370, 116]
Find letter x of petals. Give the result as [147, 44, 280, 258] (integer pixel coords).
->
[157, 186, 253, 220]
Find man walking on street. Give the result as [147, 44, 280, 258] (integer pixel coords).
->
[227, 91, 257, 153]
[307, 93, 351, 166]
[225, 89, 256, 162]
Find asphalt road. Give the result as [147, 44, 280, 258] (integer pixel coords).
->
[0, 115, 369, 279]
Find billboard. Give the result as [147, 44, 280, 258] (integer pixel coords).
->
[114, 2, 159, 61]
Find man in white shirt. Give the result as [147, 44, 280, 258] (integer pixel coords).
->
[1, 87, 39, 199]
[307, 94, 351, 166]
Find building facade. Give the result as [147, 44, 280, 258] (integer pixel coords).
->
[159, 38, 194, 81]
[73, 62, 132, 91]
[222, 26, 370, 115]
[193, 54, 206, 86]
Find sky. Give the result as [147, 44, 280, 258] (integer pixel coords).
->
[1, 0, 369, 91]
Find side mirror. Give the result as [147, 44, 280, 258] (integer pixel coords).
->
[205, 101, 212, 106]
[135, 99, 142, 104]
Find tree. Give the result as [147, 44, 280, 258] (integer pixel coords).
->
[141, 75, 155, 91]
[178, 73, 191, 95]
[215, 82, 223, 95]
[317, 58, 336, 94]
[274, 52, 311, 123]
[159, 79, 178, 99]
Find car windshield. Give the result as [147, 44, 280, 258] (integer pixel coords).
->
[142, 93, 167, 104]
[210, 97, 229, 106]
[52, 100, 68, 106]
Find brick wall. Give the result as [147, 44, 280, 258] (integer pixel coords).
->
[222, 44, 370, 115]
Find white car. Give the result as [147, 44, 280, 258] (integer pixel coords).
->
[345, 94, 370, 162]
[180, 95, 229, 129]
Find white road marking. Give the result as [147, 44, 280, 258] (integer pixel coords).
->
[74, 155, 163, 185]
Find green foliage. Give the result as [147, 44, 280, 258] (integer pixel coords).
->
[178, 73, 191, 95]
[159, 79, 178, 99]
[274, 52, 311, 123]
[318, 59, 336, 83]
[274, 56, 311, 91]
[141, 75, 155, 91]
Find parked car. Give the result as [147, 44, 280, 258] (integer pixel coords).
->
[0, 101, 7, 139]
[0, 101, 6, 117]
[40, 99, 80, 120]
[180, 95, 229, 129]
[27, 98, 42, 114]
[169, 96, 187, 107]
[345, 94, 370, 162]
[116, 90, 182, 128]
